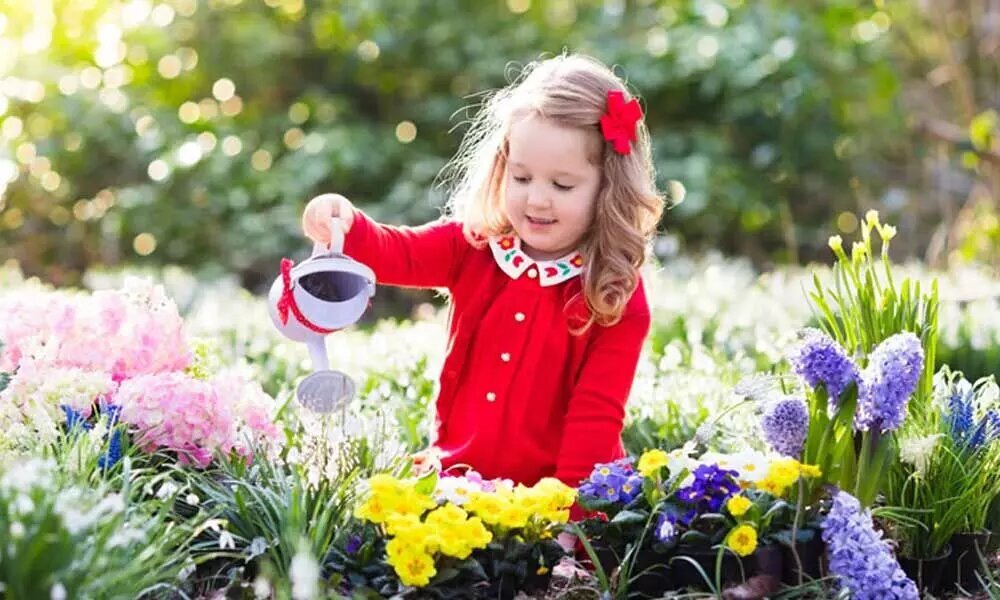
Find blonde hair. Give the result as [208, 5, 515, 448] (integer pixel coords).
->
[440, 53, 664, 331]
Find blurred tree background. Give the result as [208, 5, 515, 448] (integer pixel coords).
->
[0, 0, 997, 303]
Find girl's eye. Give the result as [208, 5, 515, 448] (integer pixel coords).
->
[554, 182, 574, 191]
[512, 176, 530, 184]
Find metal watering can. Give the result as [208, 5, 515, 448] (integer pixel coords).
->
[267, 217, 376, 412]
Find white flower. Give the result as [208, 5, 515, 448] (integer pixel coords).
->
[9, 521, 25, 538]
[219, 530, 236, 550]
[155, 481, 180, 500]
[433, 476, 475, 506]
[253, 576, 272, 599]
[50, 583, 66, 600]
[290, 546, 320, 600]
[178, 560, 197, 581]
[899, 434, 943, 477]
[247, 536, 268, 559]
[185, 493, 200, 506]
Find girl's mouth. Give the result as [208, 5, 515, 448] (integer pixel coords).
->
[526, 216, 557, 226]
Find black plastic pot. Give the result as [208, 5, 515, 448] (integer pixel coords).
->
[942, 530, 992, 593]
[780, 534, 826, 584]
[899, 544, 951, 594]
[671, 544, 782, 589]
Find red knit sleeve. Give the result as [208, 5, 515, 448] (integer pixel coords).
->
[343, 207, 468, 289]
[554, 281, 651, 488]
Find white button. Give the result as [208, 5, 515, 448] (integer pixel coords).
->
[514, 312, 526, 322]
[486, 392, 497, 402]
[500, 352, 511, 362]
[527, 268, 538, 279]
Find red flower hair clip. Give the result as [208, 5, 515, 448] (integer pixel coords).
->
[600, 90, 643, 155]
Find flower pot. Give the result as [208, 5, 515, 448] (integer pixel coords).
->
[671, 545, 782, 589]
[780, 534, 826, 584]
[942, 530, 992, 593]
[627, 549, 675, 599]
[490, 570, 552, 600]
[585, 541, 676, 599]
[898, 545, 951, 594]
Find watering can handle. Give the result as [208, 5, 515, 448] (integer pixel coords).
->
[311, 216, 346, 257]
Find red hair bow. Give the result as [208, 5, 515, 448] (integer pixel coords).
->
[600, 90, 642, 155]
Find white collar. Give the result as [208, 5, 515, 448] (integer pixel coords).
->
[488, 234, 584, 287]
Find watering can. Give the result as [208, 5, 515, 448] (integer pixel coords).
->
[267, 217, 376, 412]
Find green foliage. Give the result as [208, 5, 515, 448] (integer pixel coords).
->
[0, 0, 917, 285]
[0, 452, 215, 600]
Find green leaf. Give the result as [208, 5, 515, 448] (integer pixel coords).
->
[610, 510, 648, 526]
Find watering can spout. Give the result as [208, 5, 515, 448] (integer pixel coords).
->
[266, 216, 376, 413]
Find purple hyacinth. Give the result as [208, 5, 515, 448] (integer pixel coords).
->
[855, 332, 924, 433]
[788, 328, 858, 402]
[579, 458, 643, 505]
[675, 464, 740, 524]
[821, 490, 918, 599]
[761, 395, 809, 457]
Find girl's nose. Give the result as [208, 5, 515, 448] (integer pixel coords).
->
[526, 183, 550, 209]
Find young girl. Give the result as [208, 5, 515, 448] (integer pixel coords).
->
[302, 53, 664, 495]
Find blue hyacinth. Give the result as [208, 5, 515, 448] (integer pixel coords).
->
[855, 332, 924, 433]
[61, 404, 93, 432]
[761, 395, 809, 457]
[944, 377, 1000, 452]
[821, 490, 918, 599]
[788, 328, 858, 402]
[579, 458, 643, 505]
[98, 428, 124, 469]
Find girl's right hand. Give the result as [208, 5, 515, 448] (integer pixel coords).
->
[302, 193, 355, 245]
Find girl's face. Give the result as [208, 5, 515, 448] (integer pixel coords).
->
[504, 116, 601, 261]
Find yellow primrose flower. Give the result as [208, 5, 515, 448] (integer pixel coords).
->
[425, 504, 468, 529]
[757, 477, 786, 497]
[388, 549, 437, 587]
[462, 516, 493, 547]
[384, 513, 422, 537]
[497, 503, 531, 529]
[766, 458, 801, 489]
[726, 495, 752, 517]
[466, 491, 506, 524]
[798, 463, 822, 478]
[637, 449, 670, 478]
[356, 494, 397, 524]
[880, 224, 897, 241]
[727, 524, 758, 557]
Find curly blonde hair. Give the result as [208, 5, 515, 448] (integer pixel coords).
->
[441, 53, 664, 330]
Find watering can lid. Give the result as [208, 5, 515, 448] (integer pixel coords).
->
[291, 215, 376, 289]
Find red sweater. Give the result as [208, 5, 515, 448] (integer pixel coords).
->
[344, 209, 651, 489]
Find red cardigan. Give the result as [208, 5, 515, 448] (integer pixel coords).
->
[343, 209, 651, 489]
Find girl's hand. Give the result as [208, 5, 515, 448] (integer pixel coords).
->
[302, 193, 355, 245]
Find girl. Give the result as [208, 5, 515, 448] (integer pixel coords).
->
[302, 53, 664, 494]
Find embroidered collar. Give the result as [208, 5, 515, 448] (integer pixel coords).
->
[488, 235, 584, 287]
